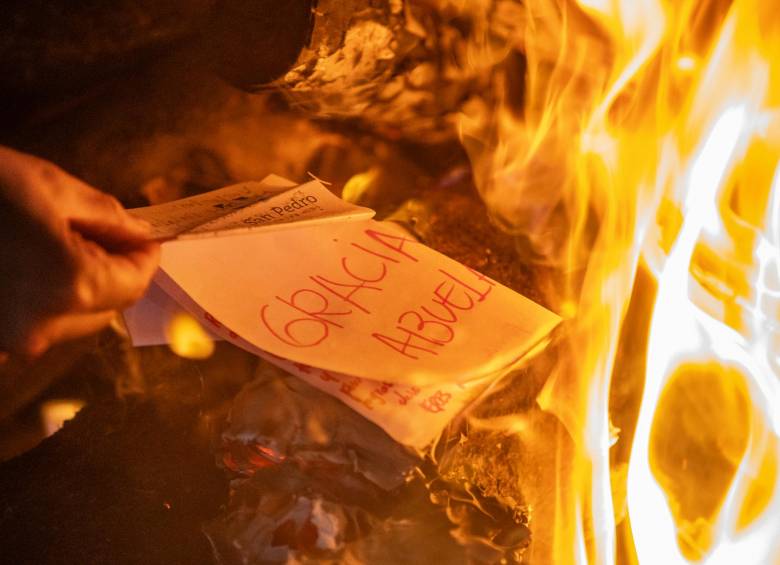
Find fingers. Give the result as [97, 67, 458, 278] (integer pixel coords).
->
[0, 146, 159, 358]
[51, 171, 162, 313]
[21, 311, 116, 358]
[12, 151, 152, 244]
[64, 179, 153, 247]
[1, 148, 152, 246]
[70, 215, 152, 253]
[69, 234, 161, 313]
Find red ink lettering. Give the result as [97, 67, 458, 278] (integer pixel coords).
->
[397, 311, 454, 345]
[393, 386, 420, 405]
[372, 381, 393, 396]
[364, 229, 419, 262]
[310, 275, 380, 314]
[421, 390, 452, 413]
[338, 377, 383, 410]
[341, 256, 387, 284]
[372, 330, 440, 360]
[340, 377, 362, 397]
[260, 289, 349, 347]
[467, 267, 497, 287]
[439, 269, 493, 302]
[292, 362, 313, 374]
[394, 391, 410, 405]
[350, 242, 400, 264]
[204, 311, 222, 329]
[308, 256, 387, 314]
[318, 369, 340, 383]
[368, 391, 387, 407]
[432, 280, 475, 313]
[276, 289, 351, 324]
[205, 311, 239, 339]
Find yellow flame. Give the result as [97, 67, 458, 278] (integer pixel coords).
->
[456, 0, 780, 562]
[40, 399, 85, 437]
[342, 168, 380, 204]
[675, 55, 697, 73]
[166, 312, 215, 360]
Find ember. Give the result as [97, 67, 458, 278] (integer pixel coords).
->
[167, 313, 215, 360]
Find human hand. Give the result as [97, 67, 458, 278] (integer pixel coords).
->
[0, 146, 160, 358]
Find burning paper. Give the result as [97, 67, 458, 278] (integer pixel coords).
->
[124, 177, 560, 447]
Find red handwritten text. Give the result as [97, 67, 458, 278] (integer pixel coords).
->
[371, 267, 496, 359]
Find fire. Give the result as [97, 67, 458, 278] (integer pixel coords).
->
[458, 0, 780, 562]
[631, 105, 779, 563]
[166, 312, 215, 360]
[40, 399, 85, 437]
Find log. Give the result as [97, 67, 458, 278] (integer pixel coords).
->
[266, 0, 527, 144]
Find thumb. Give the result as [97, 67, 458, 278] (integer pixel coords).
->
[64, 177, 152, 247]
[70, 237, 161, 313]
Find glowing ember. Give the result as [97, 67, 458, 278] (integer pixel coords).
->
[457, 0, 780, 562]
[40, 399, 85, 438]
[166, 312, 215, 360]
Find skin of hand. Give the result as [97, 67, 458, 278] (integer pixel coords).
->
[0, 146, 160, 359]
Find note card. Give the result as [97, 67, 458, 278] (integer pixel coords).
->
[124, 177, 560, 448]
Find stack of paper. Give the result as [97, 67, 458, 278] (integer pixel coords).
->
[124, 176, 560, 448]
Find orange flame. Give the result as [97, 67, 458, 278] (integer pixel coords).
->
[40, 399, 85, 437]
[457, 0, 780, 562]
[166, 312, 215, 360]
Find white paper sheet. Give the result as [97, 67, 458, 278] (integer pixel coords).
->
[155, 219, 559, 386]
[123, 177, 560, 448]
[131, 273, 502, 448]
[129, 178, 374, 241]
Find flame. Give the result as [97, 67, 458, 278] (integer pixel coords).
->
[457, 0, 780, 562]
[166, 312, 215, 360]
[40, 399, 85, 437]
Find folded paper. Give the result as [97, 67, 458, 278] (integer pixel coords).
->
[124, 177, 560, 447]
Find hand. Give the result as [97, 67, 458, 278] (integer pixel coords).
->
[0, 146, 160, 358]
